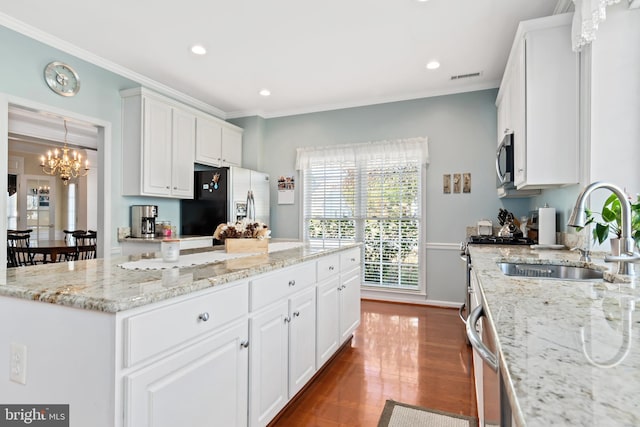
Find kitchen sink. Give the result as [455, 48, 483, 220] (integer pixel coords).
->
[497, 262, 604, 280]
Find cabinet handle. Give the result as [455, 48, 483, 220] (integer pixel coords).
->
[329, 266, 335, 271]
[240, 340, 249, 349]
[341, 285, 347, 290]
[198, 312, 210, 322]
[337, 287, 342, 291]
[350, 258, 356, 262]
[284, 316, 291, 323]
[293, 311, 300, 317]
[288, 280, 296, 287]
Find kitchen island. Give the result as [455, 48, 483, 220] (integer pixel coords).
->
[469, 245, 640, 427]
[0, 242, 362, 427]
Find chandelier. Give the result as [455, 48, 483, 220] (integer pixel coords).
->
[40, 119, 89, 185]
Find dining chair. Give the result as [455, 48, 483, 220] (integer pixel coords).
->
[7, 234, 35, 267]
[62, 229, 86, 261]
[73, 230, 97, 260]
[63, 229, 85, 246]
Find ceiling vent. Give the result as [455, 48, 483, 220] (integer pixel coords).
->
[450, 71, 482, 80]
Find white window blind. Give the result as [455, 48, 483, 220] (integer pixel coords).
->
[298, 137, 427, 290]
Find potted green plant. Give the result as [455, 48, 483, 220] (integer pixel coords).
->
[583, 193, 640, 250]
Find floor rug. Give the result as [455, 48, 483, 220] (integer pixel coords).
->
[377, 400, 478, 427]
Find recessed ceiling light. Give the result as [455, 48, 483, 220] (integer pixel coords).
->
[426, 61, 440, 70]
[259, 89, 271, 97]
[417, 0, 429, 2]
[190, 45, 207, 55]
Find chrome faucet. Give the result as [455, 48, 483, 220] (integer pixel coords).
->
[568, 181, 638, 276]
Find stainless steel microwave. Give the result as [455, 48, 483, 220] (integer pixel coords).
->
[496, 131, 514, 190]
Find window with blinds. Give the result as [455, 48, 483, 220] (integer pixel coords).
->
[303, 157, 422, 290]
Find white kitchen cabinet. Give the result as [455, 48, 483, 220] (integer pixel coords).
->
[288, 287, 317, 398]
[195, 114, 243, 167]
[249, 300, 289, 427]
[339, 267, 361, 343]
[339, 248, 362, 343]
[123, 281, 249, 427]
[316, 275, 340, 368]
[121, 88, 195, 198]
[248, 267, 318, 427]
[496, 14, 579, 189]
[124, 319, 249, 427]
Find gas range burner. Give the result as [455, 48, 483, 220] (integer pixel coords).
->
[468, 235, 535, 245]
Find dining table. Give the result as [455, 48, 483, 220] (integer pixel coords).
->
[28, 239, 77, 263]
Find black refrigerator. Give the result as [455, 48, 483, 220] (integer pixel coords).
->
[180, 168, 229, 238]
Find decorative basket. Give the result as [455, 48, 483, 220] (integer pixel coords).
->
[224, 238, 269, 254]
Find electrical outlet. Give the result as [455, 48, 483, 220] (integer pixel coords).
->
[10, 342, 27, 385]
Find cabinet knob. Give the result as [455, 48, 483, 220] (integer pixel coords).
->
[341, 285, 347, 290]
[288, 280, 296, 287]
[240, 340, 249, 349]
[337, 287, 342, 291]
[173, 186, 177, 190]
[350, 258, 356, 262]
[293, 311, 300, 317]
[198, 312, 210, 322]
[329, 266, 335, 271]
[284, 316, 291, 323]
[166, 186, 170, 189]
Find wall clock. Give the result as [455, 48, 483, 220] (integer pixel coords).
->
[44, 61, 81, 97]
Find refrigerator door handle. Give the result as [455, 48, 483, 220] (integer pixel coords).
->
[246, 190, 256, 221]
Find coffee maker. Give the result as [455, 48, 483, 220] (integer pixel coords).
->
[131, 205, 158, 238]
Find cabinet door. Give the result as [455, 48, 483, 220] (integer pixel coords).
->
[249, 300, 289, 427]
[195, 116, 223, 166]
[288, 287, 317, 398]
[316, 276, 340, 368]
[171, 108, 195, 198]
[339, 268, 361, 343]
[125, 320, 249, 427]
[510, 39, 526, 187]
[142, 97, 173, 196]
[496, 76, 511, 145]
[221, 126, 242, 166]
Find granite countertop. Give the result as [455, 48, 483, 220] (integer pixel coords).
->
[469, 245, 640, 427]
[0, 242, 359, 313]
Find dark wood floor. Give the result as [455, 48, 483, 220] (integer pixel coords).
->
[271, 299, 477, 426]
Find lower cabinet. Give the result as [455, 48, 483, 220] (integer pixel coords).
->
[316, 276, 341, 368]
[339, 267, 361, 343]
[124, 319, 249, 427]
[249, 286, 317, 427]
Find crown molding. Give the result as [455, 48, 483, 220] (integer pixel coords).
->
[226, 80, 500, 119]
[0, 12, 228, 119]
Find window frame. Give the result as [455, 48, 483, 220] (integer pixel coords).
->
[300, 160, 426, 295]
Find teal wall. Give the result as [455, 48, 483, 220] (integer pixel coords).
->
[237, 89, 530, 241]
[0, 25, 184, 245]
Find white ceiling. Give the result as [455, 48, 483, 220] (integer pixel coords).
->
[0, 0, 563, 119]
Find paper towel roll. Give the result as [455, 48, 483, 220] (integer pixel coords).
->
[538, 206, 556, 245]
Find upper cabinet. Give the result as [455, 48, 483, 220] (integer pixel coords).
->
[195, 115, 243, 167]
[496, 13, 579, 189]
[121, 88, 195, 198]
[121, 87, 243, 198]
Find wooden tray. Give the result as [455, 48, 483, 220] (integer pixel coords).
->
[224, 238, 269, 253]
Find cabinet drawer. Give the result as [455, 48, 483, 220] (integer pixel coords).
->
[340, 248, 361, 272]
[317, 254, 340, 282]
[250, 262, 316, 311]
[124, 282, 248, 367]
